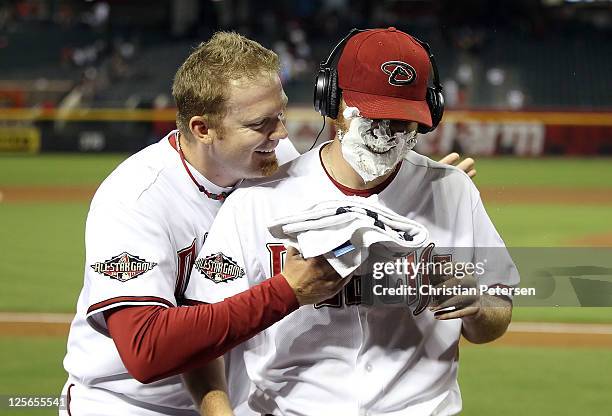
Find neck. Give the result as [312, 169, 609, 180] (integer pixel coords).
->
[322, 138, 395, 190]
[178, 133, 237, 188]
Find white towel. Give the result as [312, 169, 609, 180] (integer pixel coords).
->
[268, 195, 429, 277]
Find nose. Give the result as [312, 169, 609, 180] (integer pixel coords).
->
[269, 117, 289, 141]
[388, 120, 410, 134]
[389, 120, 418, 135]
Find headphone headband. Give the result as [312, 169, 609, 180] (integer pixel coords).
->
[409, 36, 442, 94]
[313, 28, 444, 134]
[319, 28, 366, 70]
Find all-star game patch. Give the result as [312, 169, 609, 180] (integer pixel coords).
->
[91, 252, 158, 282]
[194, 252, 245, 283]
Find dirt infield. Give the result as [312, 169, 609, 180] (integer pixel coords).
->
[1, 313, 612, 348]
[570, 232, 612, 247]
[1, 185, 612, 205]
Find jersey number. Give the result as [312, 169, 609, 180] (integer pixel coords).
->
[267, 243, 449, 314]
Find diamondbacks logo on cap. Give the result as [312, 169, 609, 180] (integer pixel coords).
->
[381, 61, 416, 86]
[91, 252, 157, 282]
[195, 252, 245, 283]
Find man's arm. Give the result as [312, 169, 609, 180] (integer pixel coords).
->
[104, 247, 348, 384]
[428, 272, 513, 344]
[459, 295, 512, 344]
[183, 358, 232, 416]
[104, 274, 297, 384]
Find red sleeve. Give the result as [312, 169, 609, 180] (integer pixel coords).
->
[104, 273, 298, 384]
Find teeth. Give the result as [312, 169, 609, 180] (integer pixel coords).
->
[365, 142, 396, 154]
[257, 149, 275, 153]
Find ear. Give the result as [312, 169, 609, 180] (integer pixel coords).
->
[189, 116, 214, 145]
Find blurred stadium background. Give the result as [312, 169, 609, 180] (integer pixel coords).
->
[0, 0, 611, 415]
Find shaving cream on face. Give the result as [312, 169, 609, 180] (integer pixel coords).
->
[339, 106, 417, 183]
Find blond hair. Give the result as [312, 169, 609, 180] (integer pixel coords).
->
[172, 32, 280, 137]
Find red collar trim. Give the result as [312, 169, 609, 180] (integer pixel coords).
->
[169, 132, 232, 201]
[169, 133, 179, 151]
[319, 146, 400, 197]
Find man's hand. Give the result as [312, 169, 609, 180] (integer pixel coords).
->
[427, 265, 512, 343]
[428, 267, 481, 320]
[282, 246, 350, 306]
[438, 152, 476, 178]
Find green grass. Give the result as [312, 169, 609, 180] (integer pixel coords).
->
[486, 204, 612, 246]
[0, 154, 128, 186]
[472, 157, 612, 188]
[0, 336, 67, 416]
[513, 307, 612, 323]
[459, 345, 612, 415]
[0, 203, 88, 312]
[1, 337, 611, 416]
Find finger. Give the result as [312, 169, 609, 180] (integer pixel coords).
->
[437, 152, 460, 165]
[430, 292, 477, 311]
[285, 246, 298, 255]
[456, 157, 475, 174]
[429, 271, 459, 289]
[427, 268, 454, 287]
[434, 306, 479, 320]
[467, 168, 476, 178]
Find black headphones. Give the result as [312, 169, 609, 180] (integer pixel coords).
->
[313, 28, 444, 134]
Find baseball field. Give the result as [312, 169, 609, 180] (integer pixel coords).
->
[1, 153, 611, 415]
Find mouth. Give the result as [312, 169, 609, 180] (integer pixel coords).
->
[255, 147, 277, 155]
[364, 141, 397, 154]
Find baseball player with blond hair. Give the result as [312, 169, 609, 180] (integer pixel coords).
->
[185, 28, 517, 415]
[60, 32, 350, 416]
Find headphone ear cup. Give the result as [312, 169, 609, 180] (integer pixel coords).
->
[433, 90, 444, 128]
[327, 68, 340, 119]
[313, 68, 328, 116]
[418, 87, 444, 134]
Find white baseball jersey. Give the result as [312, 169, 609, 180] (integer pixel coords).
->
[62, 130, 299, 415]
[185, 144, 519, 416]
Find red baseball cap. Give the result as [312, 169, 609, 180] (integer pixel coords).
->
[338, 27, 432, 127]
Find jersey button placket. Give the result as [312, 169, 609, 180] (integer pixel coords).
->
[354, 305, 368, 413]
[356, 305, 372, 415]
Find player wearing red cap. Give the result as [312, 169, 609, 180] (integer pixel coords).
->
[184, 28, 517, 415]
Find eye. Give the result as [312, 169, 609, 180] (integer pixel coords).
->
[248, 120, 267, 129]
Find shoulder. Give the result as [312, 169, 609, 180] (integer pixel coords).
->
[241, 147, 318, 191]
[90, 139, 176, 212]
[405, 151, 476, 188]
[225, 149, 318, 210]
[401, 151, 480, 207]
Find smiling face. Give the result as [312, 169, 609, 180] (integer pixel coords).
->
[208, 72, 289, 184]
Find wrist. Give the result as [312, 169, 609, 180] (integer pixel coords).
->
[461, 299, 484, 324]
[271, 273, 301, 310]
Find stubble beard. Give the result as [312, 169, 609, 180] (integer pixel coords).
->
[260, 157, 279, 177]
